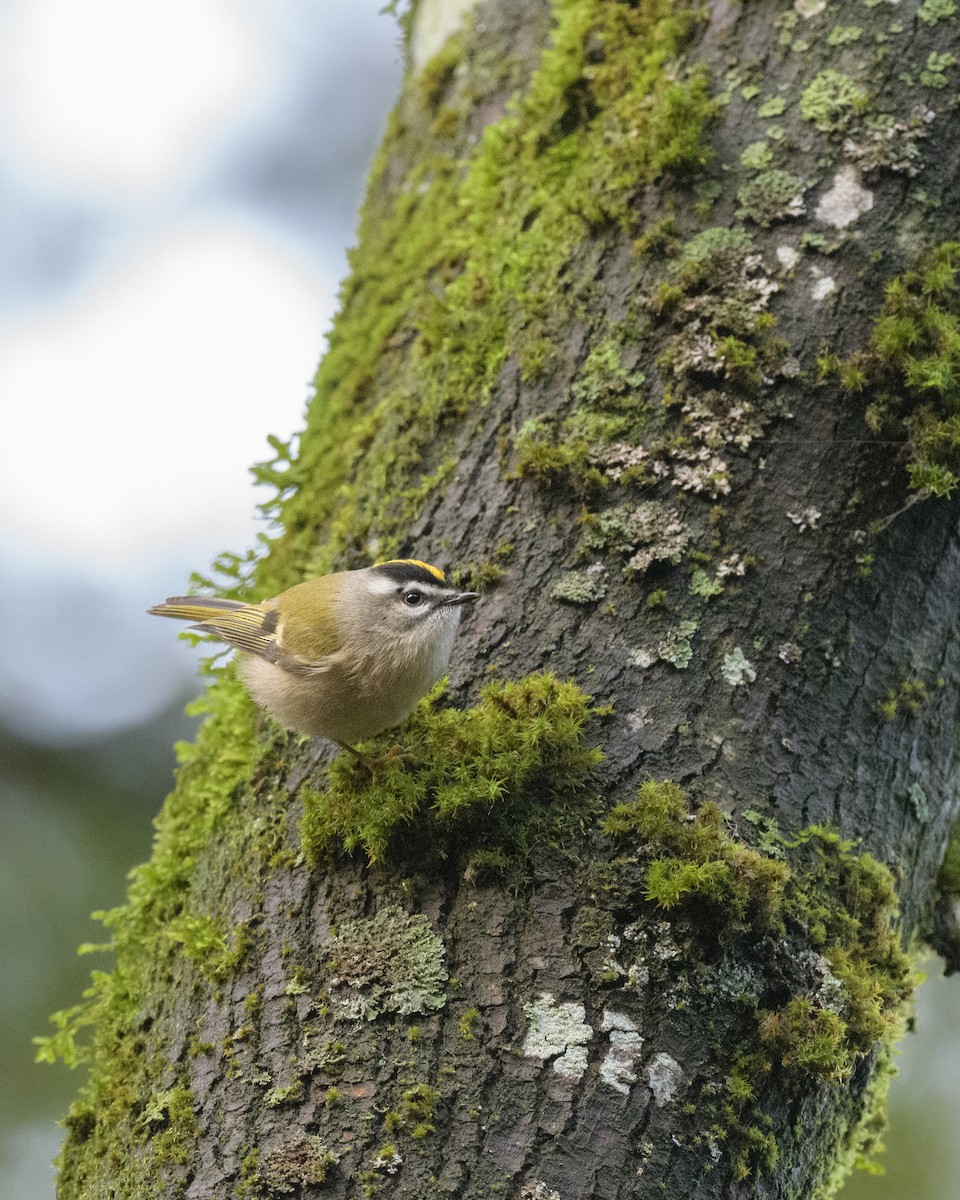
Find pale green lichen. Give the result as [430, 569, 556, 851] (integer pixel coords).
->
[689, 567, 723, 598]
[918, 0, 956, 23]
[551, 566, 609, 604]
[325, 905, 448, 1020]
[827, 24, 863, 45]
[722, 647, 757, 686]
[740, 141, 774, 171]
[581, 501, 690, 573]
[800, 71, 869, 133]
[260, 1134, 338, 1195]
[907, 782, 930, 823]
[657, 618, 699, 669]
[920, 51, 957, 88]
[736, 169, 806, 227]
[757, 96, 787, 118]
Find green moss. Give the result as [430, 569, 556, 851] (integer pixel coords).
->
[837, 243, 960, 496]
[261, 0, 714, 590]
[45, 3, 719, 1180]
[36, 678, 262, 1195]
[417, 32, 462, 108]
[760, 998, 850, 1079]
[799, 71, 869, 133]
[513, 415, 597, 488]
[166, 913, 253, 983]
[385, 1083, 440, 1139]
[458, 1006, 482, 1040]
[938, 818, 960, 894]
[603, 781, 914, 1182]
[603, 782, 788, 934]
[878, 676, 929, 719]
[301, 673, 604, 867]
[451, 544, 514, 593]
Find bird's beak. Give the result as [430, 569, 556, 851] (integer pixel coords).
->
[444, 591, 480, 607]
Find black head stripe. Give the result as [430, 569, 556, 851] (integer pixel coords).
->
[372, 560, 451, 589]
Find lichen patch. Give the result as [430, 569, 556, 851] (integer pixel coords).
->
[522, 992, 593, 1078]
[815, 164, 874, 229]
[600, 1010, 644, 1094]
[721, 647, 757, 687]
[646, 1052, 684, 1105]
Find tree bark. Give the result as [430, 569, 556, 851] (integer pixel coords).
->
[47, 1, 960, 1197]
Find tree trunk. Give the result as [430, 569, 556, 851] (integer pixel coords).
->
[46, 0, 960, 1197]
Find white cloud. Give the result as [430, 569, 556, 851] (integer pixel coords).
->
[0, 219, 333, 565]
[0, 0, 265, 195]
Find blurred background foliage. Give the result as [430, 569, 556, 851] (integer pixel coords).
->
[0, 2, 955, 1196]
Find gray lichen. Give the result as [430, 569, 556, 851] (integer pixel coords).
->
[326, 905, 447, 1021]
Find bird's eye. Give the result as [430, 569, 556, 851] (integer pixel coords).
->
[403, 589, 424, 607]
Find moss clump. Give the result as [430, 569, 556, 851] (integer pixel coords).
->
[451, 543, 514, 593]
[603, 781, 914, 1181]
[877, 676, 929, 720]
[760, 997, 849, 1079]
[384, 1083, 440, 1139]
[514, 415, 607, 493]
[938, 817, 960, 895]
[166, 913, 253, 983]
[603, 781, 788, 933]
[301, 673, 604, 868]
[831, 243, 960, 496]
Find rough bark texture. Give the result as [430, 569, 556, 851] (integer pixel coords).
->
[48, 1, 960, 1198]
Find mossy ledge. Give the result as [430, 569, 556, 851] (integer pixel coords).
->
[597, 781, 915, 1185]
[301, 672, 606, 870]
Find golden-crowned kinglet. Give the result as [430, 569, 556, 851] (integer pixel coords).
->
[149, 559, 478, 751]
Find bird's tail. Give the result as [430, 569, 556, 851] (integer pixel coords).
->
[147, 596, 248, 623]
[148, 595, 279, 658]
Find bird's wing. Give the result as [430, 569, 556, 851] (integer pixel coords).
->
[148, 596, 284, 661]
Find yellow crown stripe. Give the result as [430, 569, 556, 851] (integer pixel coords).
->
[374, 558, 446, 582]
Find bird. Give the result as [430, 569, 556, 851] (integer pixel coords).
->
[149, 559, 478, 753]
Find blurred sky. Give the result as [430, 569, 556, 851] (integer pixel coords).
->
[0, 0, 402, 744]
[0, 2, 958, 1198]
